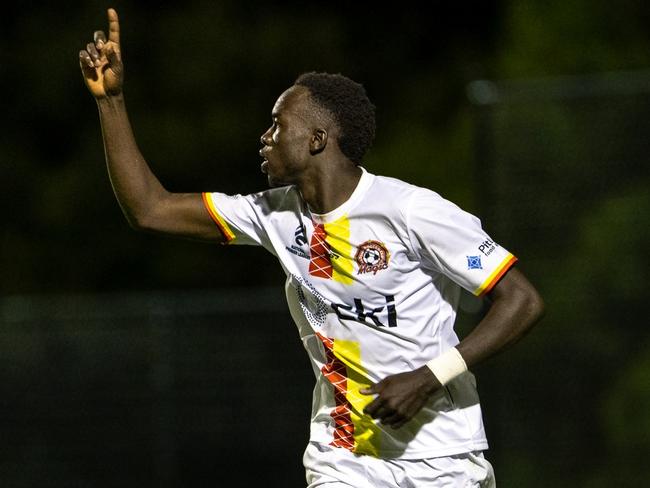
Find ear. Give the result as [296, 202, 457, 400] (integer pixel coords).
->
[309, 129, 328, 155]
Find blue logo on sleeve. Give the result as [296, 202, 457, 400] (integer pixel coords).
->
[467, 256, 483, 270]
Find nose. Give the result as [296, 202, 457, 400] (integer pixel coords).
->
[260, 128, 272, 146]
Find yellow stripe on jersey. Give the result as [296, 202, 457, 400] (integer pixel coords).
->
[323, 215, 354, 285]
[201, 192, 236, 243]
[332, 339, 382, 457]
[474, 253, 518, 296]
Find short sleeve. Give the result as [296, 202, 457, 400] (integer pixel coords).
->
[202, 191, 272, 249]
[407, 189, 517, 296]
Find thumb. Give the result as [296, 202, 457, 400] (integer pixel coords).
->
[359, 384, 377, 395]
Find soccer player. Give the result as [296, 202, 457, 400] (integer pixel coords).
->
[80, 9, 544, 487]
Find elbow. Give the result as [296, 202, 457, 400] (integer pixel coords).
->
[117, 186, 170, 233]
[123, 208, 156, 233]
[126, 216, 145, 232]
[490, 269, 545, 327]
[523, 286, 546, 330]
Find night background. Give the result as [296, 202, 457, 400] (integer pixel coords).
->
[1, 1, 649, 486]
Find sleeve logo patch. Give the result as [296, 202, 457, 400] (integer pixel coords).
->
[355, 240, 390, 275]
[467, 255, 483, 270]
[478, 238, 497, 256]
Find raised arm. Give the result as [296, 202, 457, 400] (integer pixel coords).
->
[79, 8, 223, 243]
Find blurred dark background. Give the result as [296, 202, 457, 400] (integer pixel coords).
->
[1, 1, 649, 486]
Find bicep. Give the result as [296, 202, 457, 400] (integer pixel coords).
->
[487, 267, 545, 321]
[488, 267, 533, 300]
[139, 192, 226, 243]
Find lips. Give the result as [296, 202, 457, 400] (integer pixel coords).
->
[259, 148, 270, 174]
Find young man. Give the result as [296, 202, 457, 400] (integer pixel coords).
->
[80, 9, 544, 487]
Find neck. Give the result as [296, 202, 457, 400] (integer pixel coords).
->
[297, 161, 363, 215]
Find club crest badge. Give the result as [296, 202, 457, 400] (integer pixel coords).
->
[355, 240, 390, 275]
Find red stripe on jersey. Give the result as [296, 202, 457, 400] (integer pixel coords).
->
[309, 223, 333, 279]
[317, 333, 355, 451]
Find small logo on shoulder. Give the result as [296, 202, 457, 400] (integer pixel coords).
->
[478, 238, 498, 256]
[467, 255, 483, 270]
[356, 240, 390, 275]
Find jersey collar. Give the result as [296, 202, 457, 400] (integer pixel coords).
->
[309, 167, 374, 223]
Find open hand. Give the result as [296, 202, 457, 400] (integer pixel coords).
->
[79, 8, 123, 98]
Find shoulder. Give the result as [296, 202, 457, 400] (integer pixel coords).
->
[368, 172, 467, 219]
[242, 185, 303, 212]
[407, 185, 480, 227]
[369, 173, 446, 202]
[366, 173, 483, 235]
[369, 173, 420, 196]
[365, 173, 421, 213]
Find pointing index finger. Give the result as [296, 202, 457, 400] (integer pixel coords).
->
[107, 8, 120, 44]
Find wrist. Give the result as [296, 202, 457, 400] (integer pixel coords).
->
[96, 93, 125, 110]
[425, 347, 467, 386]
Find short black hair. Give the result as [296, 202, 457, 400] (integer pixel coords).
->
[294, 72, 376, 165]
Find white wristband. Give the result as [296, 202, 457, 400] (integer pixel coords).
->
[426, 347, 467, 385]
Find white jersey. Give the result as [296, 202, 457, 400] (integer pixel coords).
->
[202, 168, 517, 459]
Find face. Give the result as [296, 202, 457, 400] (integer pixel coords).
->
[259, 85, 315, 187]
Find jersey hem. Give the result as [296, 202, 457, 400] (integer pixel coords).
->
[308, 439, 489, 460]
[474, 253, 518, 296]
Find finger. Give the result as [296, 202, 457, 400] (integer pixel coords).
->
[79, 50, 94, 68]
[363, 397, 382, 416]
[389, 418, 409, 430]
[359, 384, 376, 395]
[104, 43, 121, 66]
[107, 8, 120, 44]
[374, 405, 393, 421]
[366, 399, 395, 421]
[79, 51, 98, 80]
[86, 43, 100, 66]
[382, 412, 405, 427]
[94, 30, 107, 45]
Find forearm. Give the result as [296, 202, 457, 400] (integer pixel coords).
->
[97, 94, 167, 228]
